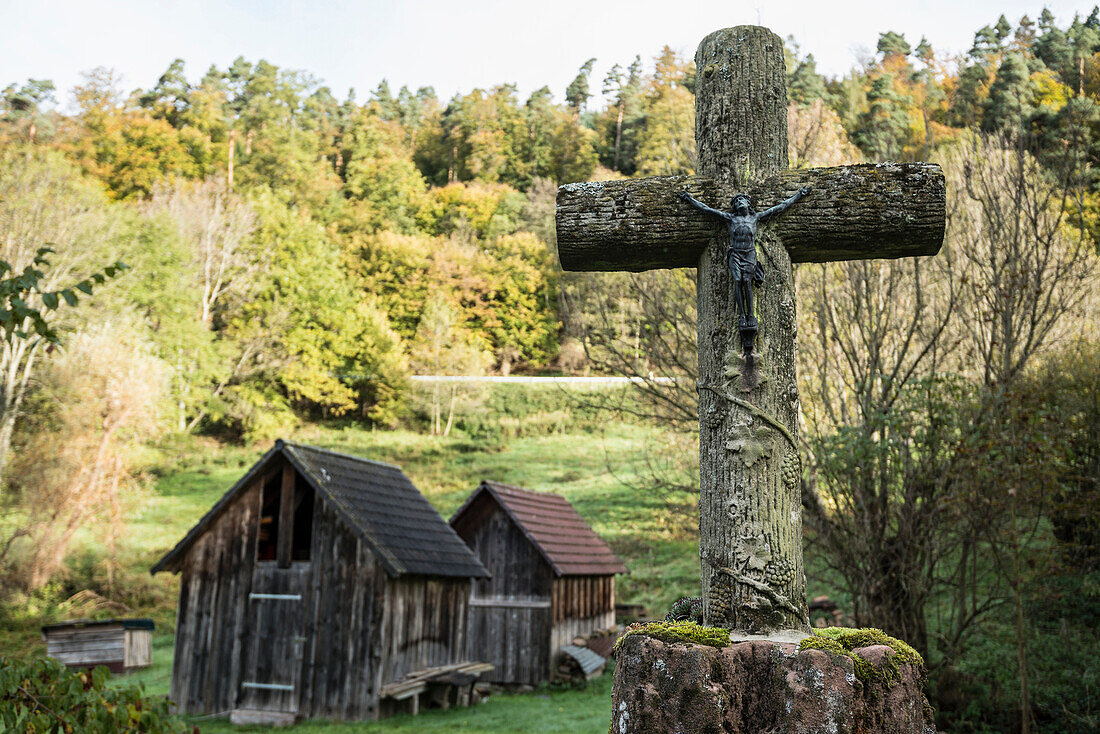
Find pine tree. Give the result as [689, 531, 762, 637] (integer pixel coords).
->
[1013, 15, 1038, 56]
[601, 56, 644, 172]
[788, 54, 831, 105]
[984, 53, 1035, 133]
[854, 74, 910, 159]
[970, 25, 1001, 58]
[1035, 10, 1073, 78]
[1, 79, 55, 144]
[877, 31, 912, 59]
[565, 58, 597, 116]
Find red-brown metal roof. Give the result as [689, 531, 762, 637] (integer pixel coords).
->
[451, 480, 627, 577]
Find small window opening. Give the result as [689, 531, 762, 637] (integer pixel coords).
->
[256, 468, 314, 563]
[257, 473, 281, 561]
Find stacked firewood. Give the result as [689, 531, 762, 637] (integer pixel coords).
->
[555, 627, 620, 683]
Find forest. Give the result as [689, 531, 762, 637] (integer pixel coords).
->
[1, 7, 1099, 734]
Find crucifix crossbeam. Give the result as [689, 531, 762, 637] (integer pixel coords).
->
[555, 26, 945, 637]
[556, 164, 944, 272]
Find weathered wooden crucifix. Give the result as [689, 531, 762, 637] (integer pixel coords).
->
[555, 26, 945, 637]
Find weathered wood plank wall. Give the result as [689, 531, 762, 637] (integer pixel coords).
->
[237, 563, 312, 714]
[300, 495, 385, 720]
[461, 505, 554, 685]
[170, 471, 475, 721]
[45, 626, 127, 670]
[382, 577, 471, 683]
[170, 482, 261, 715]
[465, 507, 553, 598]
[549, 575, 616, 654]
[123, 629, 152, 668]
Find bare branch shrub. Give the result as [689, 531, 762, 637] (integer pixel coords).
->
[2, 324, 167, 590]
[799, 131, 1098, 665]
[944, 133, 1097, 386]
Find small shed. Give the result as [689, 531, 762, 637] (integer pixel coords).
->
[152, 440, 490, 724]
[41, 618, 154, 673]
[449, 481, 626, 685]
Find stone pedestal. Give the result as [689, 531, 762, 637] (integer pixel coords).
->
[612, 635, 934, 734]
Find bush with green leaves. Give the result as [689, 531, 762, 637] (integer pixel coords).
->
[412, 381, 644, 439]
[0, 655, 183, 733]
[0, 246, 125, 345]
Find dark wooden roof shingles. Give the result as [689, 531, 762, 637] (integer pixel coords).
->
[153, 441, 488, 580]
[458, 481, 626, 577]
[280, 443, 489, 579]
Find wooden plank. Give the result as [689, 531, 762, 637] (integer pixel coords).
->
[469, 598, 551, 609]
[277, 463, 295, 568]
[379, 661, 495, 699]
[229, 709, 295, 726]
[124, 629, 152, 668]
[49, 651, 124, 664]
[43, 626, 125, 639]
[46, 639, 125, 652]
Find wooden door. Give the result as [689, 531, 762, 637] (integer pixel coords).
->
[237, 563, 312, 714]
[467, 597, 550, 685]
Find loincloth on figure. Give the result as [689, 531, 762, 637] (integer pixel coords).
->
[726, 246, 765, 286]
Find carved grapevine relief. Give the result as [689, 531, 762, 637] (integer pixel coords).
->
[782, 450, 800, 490]
[725, 425, 775, 468]
[779, 297, 796, 332]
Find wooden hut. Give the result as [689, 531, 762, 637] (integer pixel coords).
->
[151, 440, 490, 724]
[449, 481, 626, 685]
[41, 618, 154, 673]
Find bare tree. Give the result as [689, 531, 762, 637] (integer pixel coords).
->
[946, 133, 1096, 387]
[799, 131, 1098, 676]
[788, 100, 864, 170]
[410, 295, 491, 436]
[148, 177, 255, 325]
[560, 268, 700, 523]
[799, 254, 962, 656]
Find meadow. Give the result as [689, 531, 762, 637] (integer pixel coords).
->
[1, 419, 711, 732]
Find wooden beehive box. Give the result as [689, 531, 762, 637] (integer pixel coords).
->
[41, 618, 154, 673]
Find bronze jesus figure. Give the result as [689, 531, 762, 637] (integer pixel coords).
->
[678, 187, 811, 356]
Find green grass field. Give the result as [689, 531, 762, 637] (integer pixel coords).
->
[1, 422, 704, 733]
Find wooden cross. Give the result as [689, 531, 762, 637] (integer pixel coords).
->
[555, 26, 945, 636]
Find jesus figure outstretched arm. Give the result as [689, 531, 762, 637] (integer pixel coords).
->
[678, 191, 728, 220]
[758, 186, 812, 223]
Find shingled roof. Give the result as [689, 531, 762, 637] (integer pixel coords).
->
[450, 481, 626, 577]
[152, 440, 489, 579]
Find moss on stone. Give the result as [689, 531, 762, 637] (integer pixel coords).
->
[614, 620, 731, 652]
[797, 627, 924, 686]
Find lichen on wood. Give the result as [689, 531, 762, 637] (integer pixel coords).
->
[694, 26, 807, 634]
[555, 164, 945, 272]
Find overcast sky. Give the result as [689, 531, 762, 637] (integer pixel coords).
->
[2, 0, 1096, 109]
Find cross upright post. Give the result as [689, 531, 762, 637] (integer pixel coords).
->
[555, 26, 945, 637]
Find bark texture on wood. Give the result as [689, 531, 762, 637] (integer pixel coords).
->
[555, 163, 945, 271]
[695, 26, 808, 633]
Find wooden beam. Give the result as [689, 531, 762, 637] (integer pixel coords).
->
[555, 163, 945, 271]
[277, 462, 295, 568]
[469, 597, 551, 609]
